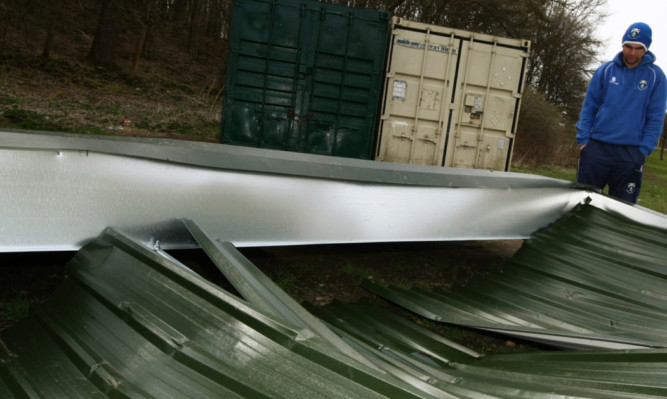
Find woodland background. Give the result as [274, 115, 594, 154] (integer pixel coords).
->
[0, 0, 617, 166]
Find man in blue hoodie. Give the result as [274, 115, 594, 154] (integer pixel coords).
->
[576, 22, 667, 203]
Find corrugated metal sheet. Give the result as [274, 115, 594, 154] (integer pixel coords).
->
[311, 301, 667, 399]
[4, 129, 667, 254]
[0, 227, 434, 398]
[364, 203, 667, 349]
[3, 213, 667, 398]
[2, 129, 596, 253]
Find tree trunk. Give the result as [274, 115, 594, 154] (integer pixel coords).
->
[188, 0, 202, 57]
[41, 0, 64, 58]
[131, 21, 148, 76]
[130, 0, 157, 76]
[88, 0, 123, 69]
[170, 0, 189, 33]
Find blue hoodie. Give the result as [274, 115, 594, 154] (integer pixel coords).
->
[576, 51, 667, 157]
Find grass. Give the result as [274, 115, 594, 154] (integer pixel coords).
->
[513, 150, 667, 215]
[641, 151, 667, 213]
[0, 298, 30, 328]
[0, 54, 222, 141]
[342, 262, 378, 282]
[272, 268, 299, 292]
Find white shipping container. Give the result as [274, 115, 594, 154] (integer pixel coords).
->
[375, 17, 530, 171]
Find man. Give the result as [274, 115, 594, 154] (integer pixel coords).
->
[576, 22, 667, 203]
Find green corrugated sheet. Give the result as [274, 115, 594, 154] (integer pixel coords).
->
[365, 203, 667, 349]
[0, 227, 434, 398]
[312, 301, 667, 398]
[2, 205, 667, 398]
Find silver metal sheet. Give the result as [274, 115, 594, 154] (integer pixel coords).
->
[0, 129, 578, 188]
[2, 129, 665, 253]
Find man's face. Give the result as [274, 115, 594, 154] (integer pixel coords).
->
[622, 43, 646, 68]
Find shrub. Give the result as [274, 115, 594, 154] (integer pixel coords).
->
[513, 89, 579, 167]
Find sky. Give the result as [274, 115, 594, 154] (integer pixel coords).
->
[597, 0, 667, 64]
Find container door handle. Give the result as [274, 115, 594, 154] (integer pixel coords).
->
[419, 137, 437, 145]
[392, 133, 414, 141]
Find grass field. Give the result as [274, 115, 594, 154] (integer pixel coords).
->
[513, 150, 667, 215]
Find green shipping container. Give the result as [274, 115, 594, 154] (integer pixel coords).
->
[221, 0, 391, 159]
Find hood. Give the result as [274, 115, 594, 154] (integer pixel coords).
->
[613, 49, 657, 67]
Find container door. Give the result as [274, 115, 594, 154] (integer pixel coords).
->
[304, 8, 389, 159]
[221, 0, 302, 150]
[221, 0, 390, 160]
[375, 26, 459, 166]
[445, 40, 526, 171]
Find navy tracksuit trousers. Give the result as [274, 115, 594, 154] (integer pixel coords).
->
[576, 139, 645, 203]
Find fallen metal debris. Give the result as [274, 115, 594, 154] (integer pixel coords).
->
[365, 204, 667, 349]
[3, 130, 667, 398]
[0, 129, 606, 253]
[2, 220, 667, 398]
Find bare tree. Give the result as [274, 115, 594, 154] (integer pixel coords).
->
[526, 0, 607, 122]
[127, 0, 158, 75]
[41, 0, 66, 58]
[88, 0, 124, 68]
[188, 0, 205, 56]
